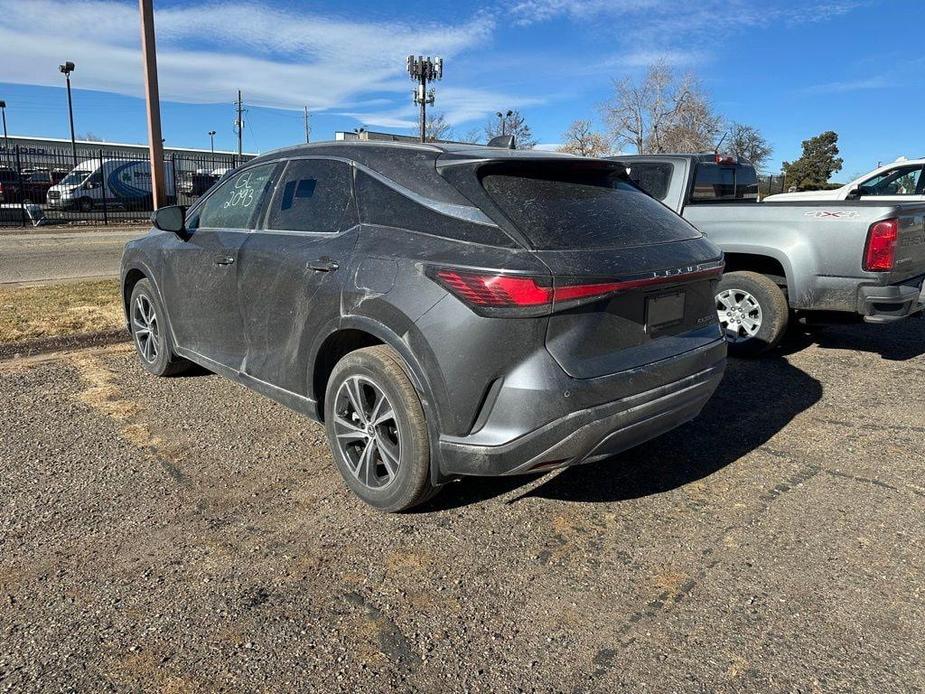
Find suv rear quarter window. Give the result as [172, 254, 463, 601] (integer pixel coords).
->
[356, 170, 517, 247]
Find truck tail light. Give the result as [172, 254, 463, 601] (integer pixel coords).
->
[863, 218, 899, 272]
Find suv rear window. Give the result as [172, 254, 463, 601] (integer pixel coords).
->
[481, 165, 700, 250]
[690, 163, 758, 202]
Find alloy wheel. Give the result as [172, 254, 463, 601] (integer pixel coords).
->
[132, 294, 160, 364]
[717, 288, 762, 343]
[332, 375, 401, 490]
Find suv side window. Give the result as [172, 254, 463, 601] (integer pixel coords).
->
[189, 163, 276, 230]
[859, 165, 924, 196]
[265, 159, 356, 233]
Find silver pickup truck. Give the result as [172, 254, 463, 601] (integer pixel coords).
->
[619, 153, 925, 355]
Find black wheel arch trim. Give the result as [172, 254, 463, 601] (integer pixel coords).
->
[308, 314, 452, 484]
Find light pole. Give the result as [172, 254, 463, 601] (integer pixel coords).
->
[208, 130, 216, 154]
[58, 61, 77, 167]
[496, 110, 512, 136]
[407, 55, 443, 143]
[0, 100, 8, 164]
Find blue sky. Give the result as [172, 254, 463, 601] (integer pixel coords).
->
[0, 0, 922, 180]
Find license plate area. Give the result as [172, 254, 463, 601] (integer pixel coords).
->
[646, 292, 685, 334]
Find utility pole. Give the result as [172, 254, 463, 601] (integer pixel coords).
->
[138, 0, 166, 209]
[235, 90, 245, 158]
[303, 106, 311, 144]
[406, 55, 442, 143]
[58, 61, 78, 167]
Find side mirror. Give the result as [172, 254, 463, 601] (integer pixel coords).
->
[152, 205, 187, 235]
[87, 181, 101, 190]
[846, 187, 862, 200]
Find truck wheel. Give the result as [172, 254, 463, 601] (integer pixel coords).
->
[324, 345, 439, 512]
[716, 271, 789, 357]
[78, 197, 93, 212]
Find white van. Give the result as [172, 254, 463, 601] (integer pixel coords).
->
[47, 158, 175, 211]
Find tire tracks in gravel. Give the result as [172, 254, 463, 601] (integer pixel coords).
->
[588, 439, 925, 678]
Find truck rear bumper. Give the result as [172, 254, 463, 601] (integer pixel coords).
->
[858, 279, 925, 323]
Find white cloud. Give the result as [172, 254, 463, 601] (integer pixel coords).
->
[801, 76, 891, 94]
[0, 0, 508, 124]
[509, 0, 862, 28]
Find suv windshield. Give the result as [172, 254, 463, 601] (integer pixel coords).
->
[480, 164, 699, 250]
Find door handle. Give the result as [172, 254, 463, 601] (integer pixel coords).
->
[215, 256, 235, 266]
[308, 259, 339, 273]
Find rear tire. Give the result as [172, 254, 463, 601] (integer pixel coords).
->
[716, 271, 789, 357]
[129, 279, 190, 377]
[324, 345, 438, 512]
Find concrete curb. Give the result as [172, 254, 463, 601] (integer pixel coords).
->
[0, 328, 130, 361]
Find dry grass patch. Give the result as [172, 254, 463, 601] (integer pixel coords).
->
[0, 279, 123, 343]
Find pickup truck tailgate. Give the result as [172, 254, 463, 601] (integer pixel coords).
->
[891, 212, 925, 282]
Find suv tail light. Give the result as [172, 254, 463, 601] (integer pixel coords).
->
[429, 263, 723, 316]
[863, 218, 899, 272]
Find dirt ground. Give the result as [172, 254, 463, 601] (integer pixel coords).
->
[1, 317, 923, 692]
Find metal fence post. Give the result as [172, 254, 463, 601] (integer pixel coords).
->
[14, 145, 26, 228]
[170, 154, 177, 205]
[99, 148, 109, 225]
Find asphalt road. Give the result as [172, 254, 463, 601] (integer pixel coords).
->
[0, 228, 145, 284]
[1, 319, 923, 691]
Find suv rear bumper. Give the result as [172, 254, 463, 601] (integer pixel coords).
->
[859, 279, 924, 323]
[437, 340, 725, 477]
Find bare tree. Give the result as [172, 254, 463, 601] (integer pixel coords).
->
[602, 61, 721, 154]
[423, 112, 452, 143]
[460, 127, 482, 144]
[557, 120, 613, 157]
[484, 110, 536, 149]
[726, 122, 773, 171]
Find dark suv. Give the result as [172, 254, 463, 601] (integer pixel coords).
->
[120, 142, 726, 511]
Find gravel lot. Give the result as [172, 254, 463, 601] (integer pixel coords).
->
[1, 318, 923, 692]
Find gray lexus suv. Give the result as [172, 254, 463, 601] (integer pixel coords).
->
[120, 141, 726, 511]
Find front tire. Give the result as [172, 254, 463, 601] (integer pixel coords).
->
[129, 279, 190, 376]
[716, 271, 789, 357]
[324, 345, 437, 512]
[78, 197, 94, 212]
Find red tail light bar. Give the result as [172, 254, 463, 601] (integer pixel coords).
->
[430, 261, 724, 315]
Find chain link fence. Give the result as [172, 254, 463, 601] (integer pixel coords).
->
[0, 144, 249, 227]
